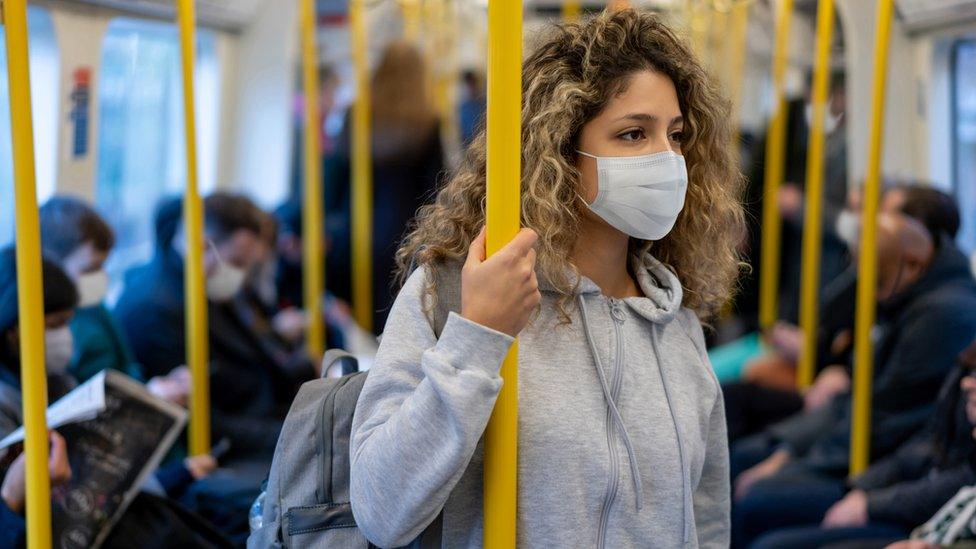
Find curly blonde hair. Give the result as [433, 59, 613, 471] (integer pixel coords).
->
[396, 10, 744, 320]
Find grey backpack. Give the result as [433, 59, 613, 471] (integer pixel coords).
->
[248, 266, 460, 549]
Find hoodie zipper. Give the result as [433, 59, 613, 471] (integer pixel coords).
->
[597, 298, 627, 549]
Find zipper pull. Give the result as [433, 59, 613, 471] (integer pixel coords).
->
[608, 298, 626, 323]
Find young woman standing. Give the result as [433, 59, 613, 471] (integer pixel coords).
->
[351, 11, 743, 548]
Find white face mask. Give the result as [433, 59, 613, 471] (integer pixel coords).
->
[835, 209, 860, 249]
[45, 326, 74, 375]
[75, 270, 109, 308]
[805, 101, 844, 135]
[206, 243, 247, 303]
[576, 149, 688, 241]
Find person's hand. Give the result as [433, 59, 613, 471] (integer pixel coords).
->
[885, 541, 939, 549]
[461, 227, 541, 337]
[734, 449, 790, 501]
[273, 308, 308, 343]
[822, 489, 869, 529]
[184, 455, 217, 480]
[768, 322, 802, 361]
[804, 365, 851, 411]
[2, 432, 71, 514]
[147, 366, 192, 407]
[779, 184, 804, 219]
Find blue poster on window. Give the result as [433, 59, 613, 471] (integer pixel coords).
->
[69, 67, 91, 159]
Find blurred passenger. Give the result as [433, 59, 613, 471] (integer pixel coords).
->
[38, 196, 189, 407]
[737, 71, 849, 329]
[290, 65, 340, 198]
[1, 431, 71, 547]
[733, 213, 976, 546]
[0, 249, 80, 428]
[882, 367, 976, 549]
[458, 69, 486, 146]
[743, 340, 976, 548]
[234, 210, 316, 379]
[725, 185, 963, 441]
[325, 40, 444, 333]
[115, 193, 295, 461]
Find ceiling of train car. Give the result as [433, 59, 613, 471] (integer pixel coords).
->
[896, 0, 976, 31]
[64, 0, 265, 31]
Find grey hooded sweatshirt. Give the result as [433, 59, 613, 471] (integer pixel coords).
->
[350, 254, 730, 548]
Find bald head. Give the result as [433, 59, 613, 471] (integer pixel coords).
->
[876, 212, 935, 301]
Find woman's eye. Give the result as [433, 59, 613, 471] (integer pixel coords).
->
[619, 129, 645, 142]
[669, 131, 685, 143]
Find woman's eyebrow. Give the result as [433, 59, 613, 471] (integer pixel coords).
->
[612, 113, 684, 125]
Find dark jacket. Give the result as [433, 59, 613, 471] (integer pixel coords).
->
[114, 247, 298, 461]
[770, 243, 976, 475]
[323, 117, 444, 333]
[69, 304, 144, 384]
[852, 363, 976, 528]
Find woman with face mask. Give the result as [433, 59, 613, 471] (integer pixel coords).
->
[349, 11, 743, 548]
[0, 247, 80, 435]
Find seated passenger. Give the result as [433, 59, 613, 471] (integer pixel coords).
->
[350, 11, 741, 548]
[233, 210, 316, 379]
[725, 185, 962, 441]
[733, 213, 976, 546]
[745, 339, 976, 549]
[38, 196, 191, 407]
[115, 193, 296, 461]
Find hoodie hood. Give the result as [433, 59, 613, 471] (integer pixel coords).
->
[545, 253, 684, 325]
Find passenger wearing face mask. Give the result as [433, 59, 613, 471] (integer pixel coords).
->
[733, 213, 976, 547]
[350, 12, 740, 548]
[116, 193, 298, 464]
[37, 196, 146, 386]
[0, 249, 80, 425]
[725, 184, 963, 441]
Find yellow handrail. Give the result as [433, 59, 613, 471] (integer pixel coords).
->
[758, 0, 795, 330]
[300, 0, 325, 360]
[176, 0, 211, 456]
[851, 0, 894, 477]
[4, 1, 53, 546]
[483, 0, 522, 546]
[728, 1, 750, 139]
[350, 0, 374, 332]
[401, 0, 422, 42]
[563, 0, 582, 22]
[797, 0, 835, 389]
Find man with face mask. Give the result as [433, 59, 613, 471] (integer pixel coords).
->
[115, 193, 297, 465]
[733, 213, 976, 547]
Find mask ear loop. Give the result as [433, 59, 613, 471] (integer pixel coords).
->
[573, 150, 597, 206]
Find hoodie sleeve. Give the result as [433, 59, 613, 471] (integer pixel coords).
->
[679, 309, 731, 548]
[350, 267, 514, 548]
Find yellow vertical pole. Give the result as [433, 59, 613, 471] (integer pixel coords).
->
[484, 0, 521, 546]
[850, 0, 894, 476]
[797, 0, 834, 389]
[300, 0, 325, 360]
[176, 0, 210, 456]
[562, 0, 581, 22]
[350, 0, 373, 332]
[758, 0, 795, 330]
[728, 1, 750, 138]
[3, 1, 53, 546]
[401, 0, 422, 43]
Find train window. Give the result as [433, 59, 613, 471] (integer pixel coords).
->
[95, 17, 219, 278]
[953, 39, 976, 255]
[0, 6, 60, 247]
